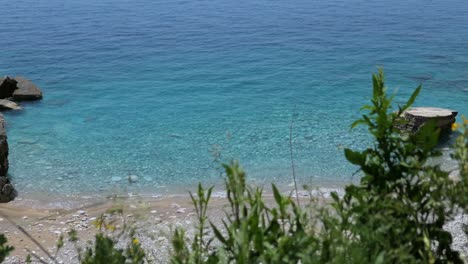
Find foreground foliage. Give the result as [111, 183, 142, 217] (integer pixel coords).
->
[171, 70, 468, 263]
[0, 235, 13, 263]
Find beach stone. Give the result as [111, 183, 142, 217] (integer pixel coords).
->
[0, 99, 21, 110]
[12, 76, 43, 101]
[128, 175, 139, 183]
[0, 76, 18, 99]
[398, 107, 457, 133]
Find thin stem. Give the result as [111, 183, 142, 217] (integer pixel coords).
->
[289, 109, 300, 206]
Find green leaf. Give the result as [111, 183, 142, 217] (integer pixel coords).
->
[413, 119, 439, 150]
[210, 222, 228, 245]
[344, 149, 365, 165]
[351, 119, 366, 129]
[405, 85, 421, 110]
[374, 251, 385, 264]
[330, 192, 340, 203]
[272, 184, 282, 206]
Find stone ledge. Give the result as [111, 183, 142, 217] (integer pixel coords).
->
[399, 107, 457, 133]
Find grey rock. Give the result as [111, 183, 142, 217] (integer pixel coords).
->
[0, 76, 18, 99]
[397, 107, 458, 134]
[0, 99, 21, 110]
[12, 76, 43, 101]
[128, 175, 139, 183]
[0, 176, 15, 203]
[0, 113, 16, 203]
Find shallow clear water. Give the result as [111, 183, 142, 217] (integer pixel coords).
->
[1, 0, 468, 196]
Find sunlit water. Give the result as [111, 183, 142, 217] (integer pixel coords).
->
[1, 0, 467, 198]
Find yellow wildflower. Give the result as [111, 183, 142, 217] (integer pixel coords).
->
[133, 238, 139, 245]
[464, 119, 468, 125]
[452, 123, 459, 131]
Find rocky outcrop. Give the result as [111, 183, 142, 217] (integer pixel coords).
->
[0, 176, 15, 203]
[0, 113, 14, 202]
[398, 107, 458, 133]
[0, 75, 43, 102]
[12, 76, 43, 101]
[0, 76, 18, 99]
[0, 99, 21, 110]
[0, 114, 8, 176]
[0, 74, 43, 203]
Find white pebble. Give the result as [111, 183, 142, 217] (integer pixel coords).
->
[128, 175, 139, 183]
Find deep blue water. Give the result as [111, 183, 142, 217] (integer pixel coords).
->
[1, 0, 468, 197]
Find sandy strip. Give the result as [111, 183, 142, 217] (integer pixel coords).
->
[0, 194, 230, 263]
[0, 189, 466, 263]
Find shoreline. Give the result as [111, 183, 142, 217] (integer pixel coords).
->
[1, 190, 332, 263]
[1, 186, 466, 263]
[0, 181, 346, 262]
[5, 179, 349, 211]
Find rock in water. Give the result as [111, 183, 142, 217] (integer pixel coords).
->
[128, 175, 139, 183]
[0, 99, 21, 110]
[0, 76, 18, 99]
[12, 76, 43, 101]
[399, 107, 457, 133]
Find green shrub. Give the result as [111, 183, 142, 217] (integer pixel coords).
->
[77, 210, 146, 264]
[0, 234, 13, 263]
[171, 69, 468, 263]
[336, 69, 465, 263]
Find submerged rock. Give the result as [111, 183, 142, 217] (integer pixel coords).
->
[0, 76, 18, 99]
[398, 107, 457, 133]
[128, 175, 139, 183]
[111, 176, 122, 182]
[0, 114, 15, 203]
[12, 76, 43, 101]
[0, 99, 21, 110]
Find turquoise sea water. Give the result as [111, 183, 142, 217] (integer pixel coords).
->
[1, 0, 468, 197]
